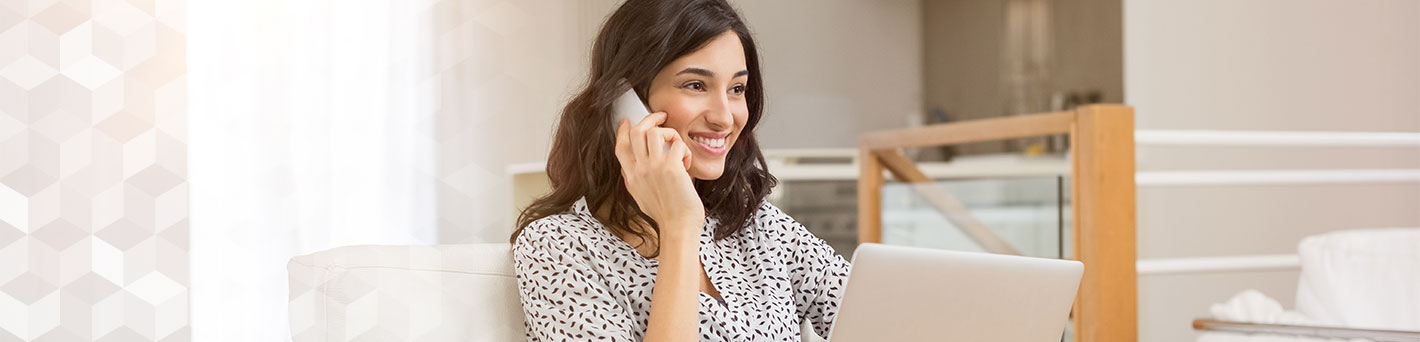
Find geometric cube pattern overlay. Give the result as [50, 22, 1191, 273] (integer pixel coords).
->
[0, 0, 189, 340]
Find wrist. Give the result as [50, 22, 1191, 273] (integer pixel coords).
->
[651, 212, 702, 231]
[657, 220, 701, 242]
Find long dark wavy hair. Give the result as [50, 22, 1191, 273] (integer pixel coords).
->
[510, 0, 775, 255]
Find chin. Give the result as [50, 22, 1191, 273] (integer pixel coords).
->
[689, 162, 725, 180]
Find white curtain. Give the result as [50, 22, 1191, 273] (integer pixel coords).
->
[187, 1, 437, 340]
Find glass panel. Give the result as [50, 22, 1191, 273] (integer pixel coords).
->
[880, 176, 1072, 259]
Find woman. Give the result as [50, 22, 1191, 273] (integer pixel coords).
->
[510, 0, 850, 341]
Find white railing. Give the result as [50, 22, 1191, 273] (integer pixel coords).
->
[1136, 169, 1420, 186]
[1135, 130, 1420, 147]
[1136, 254, 1300, 275]
[1136, 129, 1416, 274]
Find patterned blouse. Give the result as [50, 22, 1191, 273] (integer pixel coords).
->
[512, 198, 851, 341]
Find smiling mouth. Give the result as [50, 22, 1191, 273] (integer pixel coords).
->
[688, 133, 730, 155]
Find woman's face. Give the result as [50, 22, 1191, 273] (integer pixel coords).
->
[646, 30, 750, 181]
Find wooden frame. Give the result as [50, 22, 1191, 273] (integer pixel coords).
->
[857, 104, 1137, 342]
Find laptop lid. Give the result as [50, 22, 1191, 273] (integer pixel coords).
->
[826, 243, 1084, 342]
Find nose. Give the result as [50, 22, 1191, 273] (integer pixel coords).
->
[704, 91, 733, 131]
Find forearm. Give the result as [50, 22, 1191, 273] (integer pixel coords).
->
[642, 222, 701, 342]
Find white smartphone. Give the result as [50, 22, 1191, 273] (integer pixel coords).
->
[611, 82, 680, 162]
[611, 83, 651, 129]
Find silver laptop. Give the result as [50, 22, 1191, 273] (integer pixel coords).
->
[826, 243, 1084, 342]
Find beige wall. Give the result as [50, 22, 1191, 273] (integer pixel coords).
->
[1126, 0, 1420, 341]
[1127, 0, 1419, 132]
[1050, 0, 1123, 108]
[736, 0, 924, 149]
[0, 0, 189, 340]
[923, 0, 1004, 125]
[923, 0, 1123, 154]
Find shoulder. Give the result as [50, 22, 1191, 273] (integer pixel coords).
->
[749, 200, 804, 238]
[513, 211, 606, 257]
[753, 200, 788, 220]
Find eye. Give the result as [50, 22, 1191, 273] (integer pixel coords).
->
[730, 84, 746, 95]
[681, 80, 706, 91]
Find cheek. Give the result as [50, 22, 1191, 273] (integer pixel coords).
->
[731, 110, 750, 138]
[656, 103, 698, 132]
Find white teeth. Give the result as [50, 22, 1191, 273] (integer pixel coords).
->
[692, 136, 726, 148]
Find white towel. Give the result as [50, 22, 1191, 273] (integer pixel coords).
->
[1198, 290, 1363, 342]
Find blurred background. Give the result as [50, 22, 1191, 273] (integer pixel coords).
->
[0, 0, 1416, 341]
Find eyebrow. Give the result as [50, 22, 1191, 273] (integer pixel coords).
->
[675, 67, 750, 78]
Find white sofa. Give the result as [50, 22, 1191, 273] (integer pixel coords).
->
[288, 243, 827, 342]
[1197, 228, 1420, 341]
[287, 243, 526, 341]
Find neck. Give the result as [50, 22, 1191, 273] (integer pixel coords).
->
[593, 202, 661, 258]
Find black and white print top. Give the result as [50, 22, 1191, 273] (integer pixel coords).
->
[513, 198, 851, 342]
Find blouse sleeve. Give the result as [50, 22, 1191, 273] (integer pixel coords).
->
[512, 220, 636, 342]
[766, 203, 852, 338]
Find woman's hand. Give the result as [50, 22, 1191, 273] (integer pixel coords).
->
[614, 113, 704, 235]
[616, 112, 702, 342]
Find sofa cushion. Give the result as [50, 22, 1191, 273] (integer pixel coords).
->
[1295, 228, 1420, 331]
[288, 243, 526, 341]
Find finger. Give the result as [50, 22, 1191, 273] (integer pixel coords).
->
[628, 116, 648, 161]
[646, 127, 677, 161]
[637, 112, 668, 128]
[630, 112, 667, 160]
[614, 118, 635, 168]
[667, 133, 693, 170]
